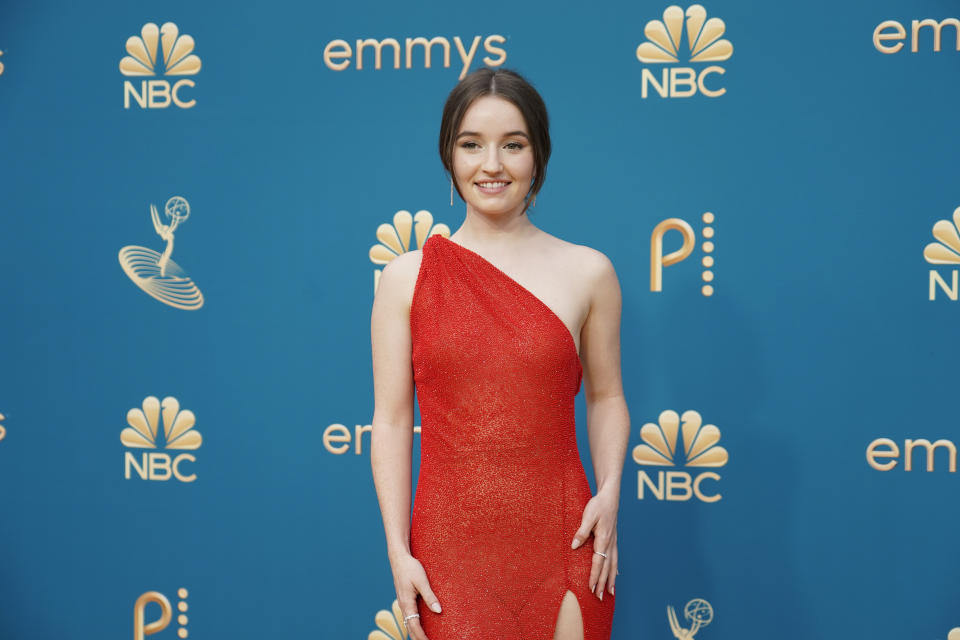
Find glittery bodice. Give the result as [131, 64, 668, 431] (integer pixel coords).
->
[408, 234, 614, 639]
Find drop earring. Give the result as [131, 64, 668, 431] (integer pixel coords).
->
[450, 179, 454, 206]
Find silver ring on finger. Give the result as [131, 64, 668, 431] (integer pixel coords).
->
[403, 613, 420, 623]
[593, 550, 608, 559]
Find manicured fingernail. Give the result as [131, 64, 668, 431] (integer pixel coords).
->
[599, 591, 604, 601]
[571, 539, 578, 549]
[610, 586, 615, 596]
[590, 583, 596, 593]
[431, 602, 442, 613]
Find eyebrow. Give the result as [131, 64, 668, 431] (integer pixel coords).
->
[456, 130, 530, 140]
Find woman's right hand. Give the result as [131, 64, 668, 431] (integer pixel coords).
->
[389, 552, 442, 640]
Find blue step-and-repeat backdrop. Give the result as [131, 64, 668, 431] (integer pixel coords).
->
[1, 1, 959, 638]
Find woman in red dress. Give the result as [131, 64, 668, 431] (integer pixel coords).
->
[371, 67, 630, 640]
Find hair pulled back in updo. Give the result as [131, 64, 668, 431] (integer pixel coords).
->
[438, 67, 551, 214]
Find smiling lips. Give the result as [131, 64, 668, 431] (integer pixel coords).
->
[475, 180, 511, 194]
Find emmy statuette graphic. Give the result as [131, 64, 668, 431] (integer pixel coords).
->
[119, 196, 204, 310]
[668, 598, 714, 639]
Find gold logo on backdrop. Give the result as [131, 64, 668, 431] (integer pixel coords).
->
[120, 22, 201, 108]
[633, 410, 727, 502]
[651, 213, 715, 296]
[369, 599, 411, 639]
[865, 437, 957, 472]
[134, 588, 189, 640]
[119, 196, 204, 310]
[874, 17, 960, 54]
[122, 396, 201, 482]
[0, 50, 5, 76]
[667, 598, 714, 639]
[322, 35, 507, 79]
[322, 422, 420, 455]
[369, 209, 450, 294]
[924, 206, 960, 300]
[0, 412, 6, 442]
[636, 5, 732, 98]
[120, 23, 201, 76]
[637, 6, 732, 62]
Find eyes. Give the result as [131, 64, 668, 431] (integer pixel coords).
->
[459, 140, 526, 151]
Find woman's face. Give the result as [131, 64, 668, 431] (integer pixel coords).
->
[452, 95, 535, 217]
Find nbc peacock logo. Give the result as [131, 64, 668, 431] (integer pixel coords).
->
[369, 209, 450, 294]
[0, 412, 6, 442]
[120, 22, 201, 109]
[119, 196, 204, 310]
[924, 206, 960, 301]
[635, 4, 732, 98]
[633, 410, 728, 502]
[122, 396, 201, 483]
[368, 599, 412, 639]
[0, 50, 5, 76]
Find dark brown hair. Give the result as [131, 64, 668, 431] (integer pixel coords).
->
[438, 67, 551, 215]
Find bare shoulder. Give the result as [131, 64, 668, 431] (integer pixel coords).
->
[546, 235, 619, 289]
[375, 248, 424, 309]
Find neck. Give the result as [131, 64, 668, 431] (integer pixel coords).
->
[455, 205, 538, 248]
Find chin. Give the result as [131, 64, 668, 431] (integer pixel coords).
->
[471, 201, 524, 216]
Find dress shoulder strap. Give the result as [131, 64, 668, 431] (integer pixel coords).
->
[410, 234, 442, 328]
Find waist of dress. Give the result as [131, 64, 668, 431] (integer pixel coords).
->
[418, 415, 576, 444]
[418, 441, 582, 471]
[420, 432, 579, 453]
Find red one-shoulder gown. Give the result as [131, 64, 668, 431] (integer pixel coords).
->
[409, 234, 615, 639]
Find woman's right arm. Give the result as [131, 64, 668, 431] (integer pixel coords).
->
[369, 253, 441, 640]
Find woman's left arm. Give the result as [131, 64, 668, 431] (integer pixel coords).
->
[570, 249, 631, 602]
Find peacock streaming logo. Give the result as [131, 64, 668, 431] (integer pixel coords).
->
[635, 5, 733, 98]
[119, 196, 204, 310]
[633, 410, 728, 503]
[120, 22, 201, 109]
[134, 588, 190, 639]
[923, 206, 960, 301]
[369, 209, 450, 294]
[122, 396, 202, 482]
[651, 213, 716, 297]
[0, 50, 5, 76]
[667, 598, 714, 638]
[0, 412, 6, 442]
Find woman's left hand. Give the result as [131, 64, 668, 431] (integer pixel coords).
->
[571, 487, 619, 601]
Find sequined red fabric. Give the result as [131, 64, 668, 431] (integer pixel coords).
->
[409, 234, 614, 639]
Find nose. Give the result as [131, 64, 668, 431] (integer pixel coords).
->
[481, 144, 503, 173]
